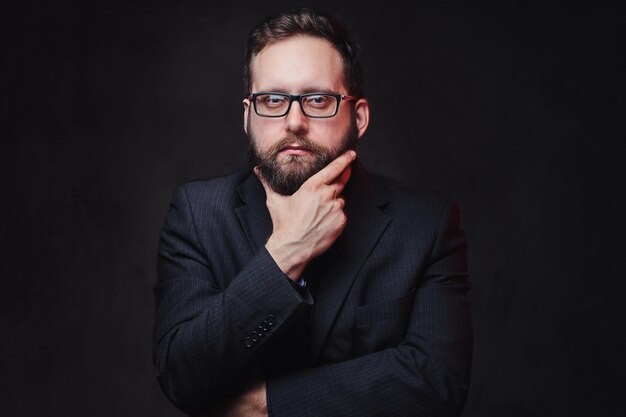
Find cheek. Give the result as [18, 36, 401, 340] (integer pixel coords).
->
[250, 118, 280, 144]
[312, 119, 351, 146]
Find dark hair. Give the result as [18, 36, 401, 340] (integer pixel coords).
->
[244, 8, 364, 98]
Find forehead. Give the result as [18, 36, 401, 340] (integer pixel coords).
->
[251, 35, 346, 93]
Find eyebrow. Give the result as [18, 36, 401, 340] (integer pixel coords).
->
[256, 86, 339, 94]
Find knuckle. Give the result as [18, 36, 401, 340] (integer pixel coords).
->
[321, 187, 334, 199]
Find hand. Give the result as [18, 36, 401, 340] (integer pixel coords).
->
[256, 150, 356, 280]
[207, 378, 267, 417]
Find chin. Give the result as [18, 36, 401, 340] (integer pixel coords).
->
[279, 154, 311, 164]
[279, 156, 314, 171]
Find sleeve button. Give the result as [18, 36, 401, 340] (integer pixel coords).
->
[244, 337, 253, 348]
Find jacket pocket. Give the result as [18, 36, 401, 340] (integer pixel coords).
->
[353, 288, 416, 355]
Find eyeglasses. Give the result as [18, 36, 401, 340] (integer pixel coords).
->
[248, 92, 358, 118]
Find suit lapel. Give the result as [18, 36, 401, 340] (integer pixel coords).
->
[234, 171, 272, 254]
[308, 162, 391, 363]
[233, 163, 392, 364]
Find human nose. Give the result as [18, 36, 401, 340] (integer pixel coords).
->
[284, 98, 309, 135]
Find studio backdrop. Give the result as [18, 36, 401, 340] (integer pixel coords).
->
[3, 1, 625, 416]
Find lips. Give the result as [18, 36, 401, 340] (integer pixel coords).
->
[281, 144, 308, 151]
[280, 144, 311, 155]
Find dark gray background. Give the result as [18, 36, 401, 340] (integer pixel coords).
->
[2, 0, 625, 416]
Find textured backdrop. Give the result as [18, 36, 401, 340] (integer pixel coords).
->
[2, 1, 625, 416]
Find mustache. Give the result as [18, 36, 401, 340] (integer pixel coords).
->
[266, 136, 327, 157]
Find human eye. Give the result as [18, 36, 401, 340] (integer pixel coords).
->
[260, 94, 287, 107]
[306, 94, 332, 107]
[305, 94, 332, 108]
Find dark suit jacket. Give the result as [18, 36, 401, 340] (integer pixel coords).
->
[154, 161, 472, 416]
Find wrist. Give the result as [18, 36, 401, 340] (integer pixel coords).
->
[265, 235, 309, 280]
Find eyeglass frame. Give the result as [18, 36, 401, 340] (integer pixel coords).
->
[247, 92, 358, 118]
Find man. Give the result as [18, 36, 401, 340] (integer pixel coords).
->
[154, 8, 472, 417]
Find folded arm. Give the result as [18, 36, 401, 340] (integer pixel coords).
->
[154, 185, 312, 415]
[266, 199, 472, 417]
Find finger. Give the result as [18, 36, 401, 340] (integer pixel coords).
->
[308, 150, 356, 186]
[336, 196, 346, 210]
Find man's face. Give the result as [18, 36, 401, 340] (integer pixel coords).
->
[243, 35, 368, 195]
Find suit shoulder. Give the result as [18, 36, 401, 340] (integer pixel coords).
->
[373, 174, 453, 214]
[176, 167, 250, 208]
[371, 174, 462, 239]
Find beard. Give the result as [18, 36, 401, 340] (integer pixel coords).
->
[248, 117, 358, 196]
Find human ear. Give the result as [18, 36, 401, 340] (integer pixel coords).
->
[242, 98, 251, 134]
[354, 98, 370, 139]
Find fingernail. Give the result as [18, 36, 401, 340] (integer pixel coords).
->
[349, 150, 356, 158]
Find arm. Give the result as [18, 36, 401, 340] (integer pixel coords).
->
[154, 152, 355, 415]
[266, 199, 473, 417]
[154, 185, 312, 415]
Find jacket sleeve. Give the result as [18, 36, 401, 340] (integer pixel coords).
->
[153, 185, 313, 415]
[266, 199, 473, 417]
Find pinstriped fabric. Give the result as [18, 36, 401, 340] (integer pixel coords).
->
[154, 169, 314, 414]
[154, 163, 472, 416]
[266, 194, 472, 417]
